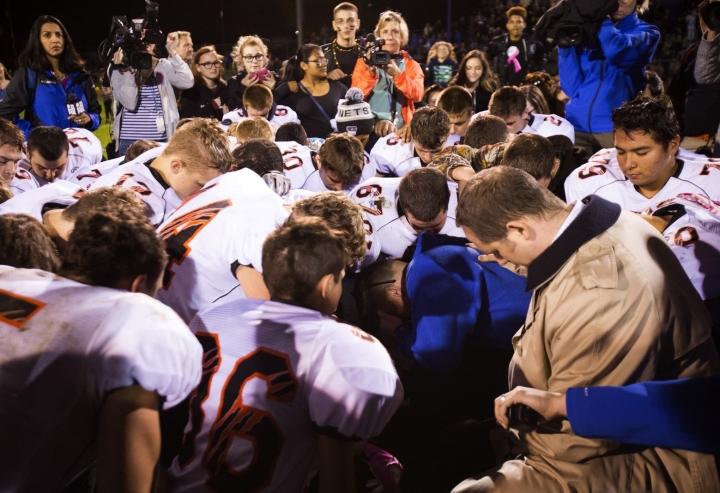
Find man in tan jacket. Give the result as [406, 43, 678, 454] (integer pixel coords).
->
[452, 166, 720, 493]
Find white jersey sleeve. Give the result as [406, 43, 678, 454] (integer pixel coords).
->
[88, 159, 181, 226]
[370, 133, 419, 177]
[270, 105, 301, 125]
[0, 179, 84, 220]
[651, 193, 720, 300]
[276, 141, 316, 189]
[526, 113, 575, 143]
[63, 128, 103, 173]
[9, 167, 40, 195]
[67, 157, 125, 190]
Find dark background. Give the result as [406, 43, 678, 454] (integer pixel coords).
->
[0, 0, 485, 64]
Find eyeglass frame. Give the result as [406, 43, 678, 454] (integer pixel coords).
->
[242, 54, 265, 62]
[306, 57, 329, 66]
[197, 61, 222, 69]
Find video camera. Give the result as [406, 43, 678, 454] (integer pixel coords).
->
[99, 0, 164, 70]
[701, 0, 720, 32]
[364, 35, 403, 67]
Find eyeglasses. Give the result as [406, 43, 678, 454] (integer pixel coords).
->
[198, 61, 222, 69]
[243, 54, 265, 62]
[307, 57, 329, 66]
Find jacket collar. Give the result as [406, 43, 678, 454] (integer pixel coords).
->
[616, 11, 639, 31]
[525, 195, 621, 291]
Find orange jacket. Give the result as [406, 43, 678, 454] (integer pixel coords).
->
[351, 51, 424, 126]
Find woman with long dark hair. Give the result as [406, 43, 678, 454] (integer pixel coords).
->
[273, 43, 348, 138]
[0, 15, 101, 136]
[179, 46, 228, 120]
[449, 50, 499, 114]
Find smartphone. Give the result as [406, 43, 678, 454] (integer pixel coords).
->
[250, 68, 269, 81]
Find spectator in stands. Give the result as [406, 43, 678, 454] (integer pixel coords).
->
[0, 119, 25, 185]
[422, 83, 444, 107]
[352, 11, 424, 136]
[692, 5, 720, 155]
[325, 2, 362, 88]
[453, 166, 719, 493]
[274, 44, 348, 138]
[487, 7, 546, 87]
[179, 46, 228, 120]
[519, 84, 550, 115]
[523, 72, 567, 117]
[425, 41, 459, 87]
[225, 35, 277, 110]
[111, 32, 194, 157]
[0, 15, 101, 137]
[449, 50, 499, 114]
[0, 62, 12, 101]
[176, 31, 194, 64]
[559, 0, 660, 155]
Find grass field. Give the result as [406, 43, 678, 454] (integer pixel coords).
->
[93, 116, 113, 159]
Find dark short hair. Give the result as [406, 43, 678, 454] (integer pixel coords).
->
[290, 191, 367, 265]
[242, 84, 274, 110]
[456, 166, 566, 243]
[276, 122, 307, 145]
[334, 2, 358, 15]
[122, 140, 161, 163]
[644, 71, 664, 99]
[611, 96, 680, 150]
[0, 118, 24, 151]
[506, 6, 527, 19]
[262, 217, 347, 303]
[502, 133, 556, 180]
[437, 86, 473, 116]
[318, 133, 364, 188]
[422, 84, 444, 105]
[60, 210, 167, 289]
[233, 138, 283, 176]
[27, 126, 69, 161]
[489, 87, 527, 119]
[466, 114, 509, 148]
[0, 213, 60, 271]
[399, 168, 450, 221]
[411, 106, 451, 150]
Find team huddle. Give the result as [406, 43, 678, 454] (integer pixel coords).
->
[0, 87, 719, 492]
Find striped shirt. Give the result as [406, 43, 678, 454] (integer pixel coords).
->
[119, 73, 167, 141]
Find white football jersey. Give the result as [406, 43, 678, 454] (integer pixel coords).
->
[0, 266, 201, 493]
[69, 144, 167, 190]
[223, 105, 301, 127]
[300, 151, 377, 197]
[564, 149, 720, 213]
[88, 158, 181, 226]
[0, 179, 84, 221]
[648, 193, 720, 301]
[166, 297, 403, 493]
[155, 169, 289, 324]
[523, 113, 575, 143]
[351, 177, 465, 261]
[9, 167, 40, 195]
[276, 140, 316, 189]
[63, 127, 103, 172]
[371, 134, 458, 177]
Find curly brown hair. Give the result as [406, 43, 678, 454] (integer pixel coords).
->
[0, 213, 60, 271]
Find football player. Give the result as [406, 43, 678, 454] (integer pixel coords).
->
[164, 219, 403, 492]
[10, 126, 69, 194]
[0, 213, 60, 271]
[353, 167, 465, 264]
[222, 83, 300, 128]
[89, 119, 233, 226]
[0, 209, 202, 492]
[155, 167, 289, 324]
[564, 97, 720, 212]
[0, 118, 24, 186]
[301, 133, 376, 195]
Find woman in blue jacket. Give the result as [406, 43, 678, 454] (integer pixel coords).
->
[0, 15, 101, 137]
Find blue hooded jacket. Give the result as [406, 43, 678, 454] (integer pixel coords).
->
[559, 13, 660, 134]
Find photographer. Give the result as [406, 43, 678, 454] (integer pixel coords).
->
[110, 32, 193, 156]
[559, 0, 660, 155]
[352, 11, 424, 136]
[0, 15, 100, 137]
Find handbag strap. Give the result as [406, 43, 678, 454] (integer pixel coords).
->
[298, 81, 334, 123]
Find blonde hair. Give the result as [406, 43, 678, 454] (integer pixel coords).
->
[233, 117, 275, 144]
[426, 41, 457, 64]
[374, 11, 409, 48]
[231, 35, 269, 72]
[163, 118, 233, 173]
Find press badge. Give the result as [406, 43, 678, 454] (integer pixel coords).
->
[156, 113, 165, 133]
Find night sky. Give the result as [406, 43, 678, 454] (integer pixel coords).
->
[0, 0, 483, 65]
